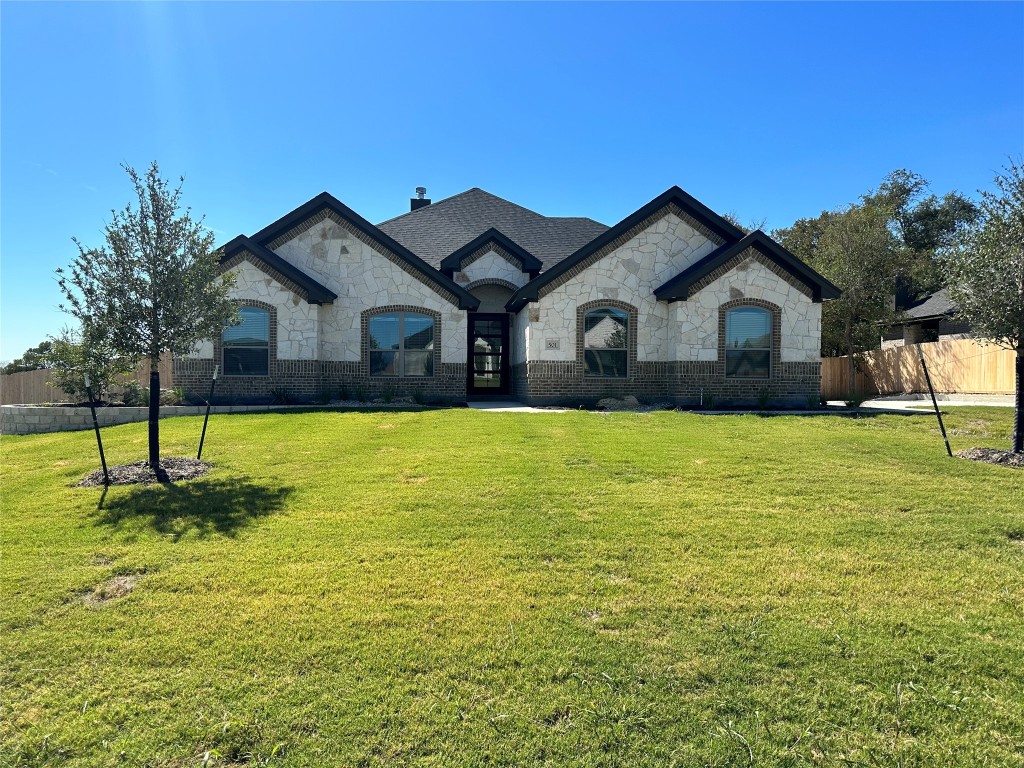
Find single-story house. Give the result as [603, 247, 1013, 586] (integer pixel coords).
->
[175, 186, 840, 406]
[881, 288, 970, 349]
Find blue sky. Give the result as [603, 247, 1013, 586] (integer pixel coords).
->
[2, 1, 1022, 361]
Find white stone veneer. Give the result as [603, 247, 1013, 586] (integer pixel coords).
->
[460, 249, 529, 289]
[526, 211, 820, 364]
[187, 259, 320, 360]
[681, 258, 821, 363]
[528, 211, 719, 361]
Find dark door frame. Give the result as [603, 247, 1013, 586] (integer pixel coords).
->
[467, 313, 511, 397]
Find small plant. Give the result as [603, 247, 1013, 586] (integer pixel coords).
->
[353, 385, 367, 403]
[314, 386, 334, 405]
[338, 384, 351, 402]
[382, 386, 396, 404]
[270, 387, 293, 405]
[756, 387, 772, 410]
[412, 389, 426, 405]
[121, 381, 149, 407]
[807, 393, 821, 410]
[703, 392, 716, 410]
[845, 392, 866, 408]
[159, 387, 185, 406]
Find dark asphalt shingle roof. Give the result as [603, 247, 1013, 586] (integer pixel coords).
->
[903, 288, 956, 320]
[377, 188, 609, 271]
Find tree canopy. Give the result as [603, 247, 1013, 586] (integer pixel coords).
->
[942, 159, 1024, 452]
[774, 170, 978, 394]
[1, 341, 53, 375]
[57, 162, 236, 468]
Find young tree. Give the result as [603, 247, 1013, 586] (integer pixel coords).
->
[46, 323, 136, 403]
[57, 162, 236, 470]
[943, 159, 1024, 453]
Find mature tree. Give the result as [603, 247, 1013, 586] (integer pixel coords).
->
[1, 341, 53, 375]
[942, 159, 1024, 453]
[57, 162, 236, 470]
[865, 170, 979, 302]
[46, 323, 136, 403]
[775, 170, 979, 397]
[722, 211, 769, 235]
[779, 204, 902, 393]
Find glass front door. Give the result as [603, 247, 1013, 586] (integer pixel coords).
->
[467, 313, 510, 396]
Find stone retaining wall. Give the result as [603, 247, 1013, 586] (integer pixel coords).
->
[0, 404, 425, 436]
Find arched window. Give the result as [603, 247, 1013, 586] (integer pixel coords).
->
[223, 306, 270, 376]
[583, 307, 628, 378]
[725, 307, 771, 378]
[368, 311, 435, 377]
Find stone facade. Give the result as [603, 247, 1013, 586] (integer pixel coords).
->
[179, 190, 832, 407]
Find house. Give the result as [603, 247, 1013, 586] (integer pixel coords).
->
[175, 186, 840, 406]
[881, 288, 970, 349]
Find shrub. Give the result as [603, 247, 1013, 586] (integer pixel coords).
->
[270, 387, 293, 405]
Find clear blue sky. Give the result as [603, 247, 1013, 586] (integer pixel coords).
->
[2, 1, 1021, 362]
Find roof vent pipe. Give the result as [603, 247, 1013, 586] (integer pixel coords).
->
[410, 187, 431, 211]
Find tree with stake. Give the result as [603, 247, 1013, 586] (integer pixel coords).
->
[943, 159, 1024, 453]
[58, 162, 236, 472]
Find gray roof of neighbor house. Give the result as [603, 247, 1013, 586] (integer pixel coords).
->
[377, 188, 609, 271]
[903, 288, 956, 321]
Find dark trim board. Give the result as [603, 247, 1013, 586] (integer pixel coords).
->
[506, 186, 747, 312]
[653, 230, 841, 303]
[440, 228, 543, 277]
[224, 192, 480, 311]
[220, 236, 338, 304]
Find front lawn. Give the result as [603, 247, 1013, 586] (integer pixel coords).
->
[2, 408, 1022, 766]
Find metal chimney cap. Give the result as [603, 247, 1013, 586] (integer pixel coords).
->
[415, 187, 427, 199]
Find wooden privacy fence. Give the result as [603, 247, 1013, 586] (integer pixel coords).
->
[0, 356, 173, 405]
[822, 338, 1016, 400]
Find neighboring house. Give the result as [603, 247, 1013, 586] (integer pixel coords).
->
[175, 186, 840, 406]
[881, 288, 970, 349]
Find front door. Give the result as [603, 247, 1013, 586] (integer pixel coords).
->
[467, 313, 510, 397]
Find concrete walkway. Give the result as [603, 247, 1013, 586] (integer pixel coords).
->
[467, 401, 570, 413]
[853, 394, 1015, 411]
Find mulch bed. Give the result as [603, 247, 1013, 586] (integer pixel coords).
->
[956, 447, 1024, 469]
[77, 457, 213, 487]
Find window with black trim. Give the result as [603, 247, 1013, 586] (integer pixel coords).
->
[725, 307, 771, 378]
[583, 307, 628, 377]
[223, 307, 270, 376]
[369, 312, 434, 377]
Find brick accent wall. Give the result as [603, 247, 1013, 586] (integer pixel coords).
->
[175, 303, 468, 404]
[512, 359, 820, 407]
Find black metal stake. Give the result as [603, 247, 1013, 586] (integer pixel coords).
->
[918, 345, 952, 458]
[197, 365, 219, 461]
[84, 375, 110, 486]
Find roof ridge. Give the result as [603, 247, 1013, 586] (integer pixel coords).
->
[376, 187, 491, 226]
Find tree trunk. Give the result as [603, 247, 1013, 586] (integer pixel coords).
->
[149, 365, 160, 470]
[847, 355, 856, 400]
[1014, 348, 1023, 454]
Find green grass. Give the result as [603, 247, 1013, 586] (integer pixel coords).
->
[2, 407, 1023, 767]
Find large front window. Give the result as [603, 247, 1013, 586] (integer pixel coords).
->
[223, 306, 270, 376]
[369, 312, 434, 377]
[725, 307, 771, 378]
[583, 307, 628, 377]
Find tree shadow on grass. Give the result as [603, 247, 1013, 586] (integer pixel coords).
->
[93, 477, 294, 539]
